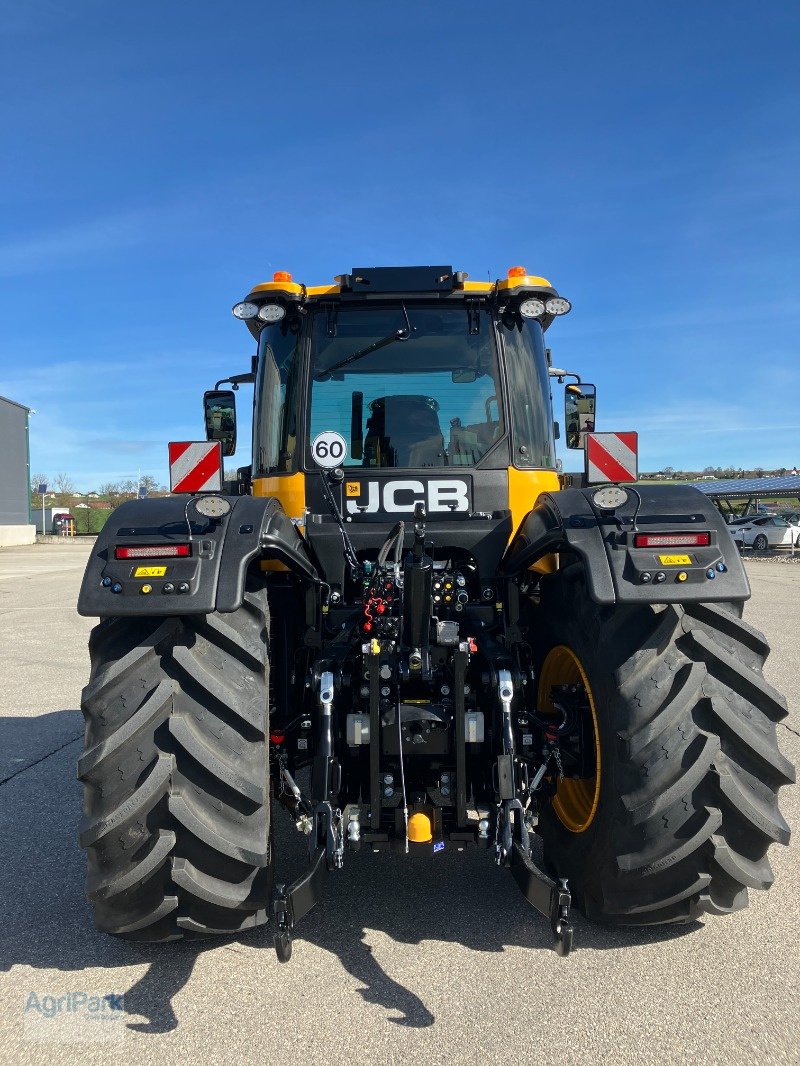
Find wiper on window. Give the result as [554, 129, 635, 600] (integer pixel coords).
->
[316, 305, 414, 378]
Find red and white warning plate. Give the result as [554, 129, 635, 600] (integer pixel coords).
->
[168, 441, 223, 494]
[585, 432, 638, 484]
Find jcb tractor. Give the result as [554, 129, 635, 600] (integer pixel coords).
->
[78, 265, 793, 958]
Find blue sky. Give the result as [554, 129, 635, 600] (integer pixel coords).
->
[1, 1, 798, 487]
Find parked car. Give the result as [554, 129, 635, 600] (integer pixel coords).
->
[725, 507, 771, 525]
[777, 511, 800, 527]
[731, 515, 800, 551]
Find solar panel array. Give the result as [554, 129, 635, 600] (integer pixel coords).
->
[686, 475, 800, 499]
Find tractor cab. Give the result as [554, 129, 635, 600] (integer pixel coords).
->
[215, 265, 575, 589]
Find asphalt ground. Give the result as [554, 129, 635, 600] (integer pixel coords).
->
[0, 541, 797, 1065]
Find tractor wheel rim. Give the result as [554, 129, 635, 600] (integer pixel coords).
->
[538, 645, 601, 833]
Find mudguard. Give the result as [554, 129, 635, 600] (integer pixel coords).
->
[500, 484, 749, 605]
[78, 495, 317, 618]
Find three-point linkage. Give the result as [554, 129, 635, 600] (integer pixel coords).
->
[272, 670, 344, 962]
[492, 669, 574, 955]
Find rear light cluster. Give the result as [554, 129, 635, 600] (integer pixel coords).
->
[114, 544, 192, 560]
[633, 533, 711, 549]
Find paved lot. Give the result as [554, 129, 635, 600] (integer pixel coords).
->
[0, 541, 797, 1065]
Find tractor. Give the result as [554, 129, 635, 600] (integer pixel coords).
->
[78, 265, 793, 958]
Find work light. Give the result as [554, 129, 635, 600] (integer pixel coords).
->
[232, 302, 258, 320]
[519, 298, 546, 318]
[257, 303, 286, 323]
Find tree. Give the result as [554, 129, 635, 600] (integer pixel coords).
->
[30, 473, 49, 493]
[139, 474, 159, 494]
[97, 481, 120, 496]
[54, 472, 75, 494]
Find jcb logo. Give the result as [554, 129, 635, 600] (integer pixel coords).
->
[345, 479, 470, 515]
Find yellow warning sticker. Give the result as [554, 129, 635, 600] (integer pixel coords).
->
[658, 554, 692, 566]
[134, 566, 168, 578]
[346, 481, 361, 497]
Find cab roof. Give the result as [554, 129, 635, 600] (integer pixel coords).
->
[237, 265, 567, 338]
[246, 264, 556, 301]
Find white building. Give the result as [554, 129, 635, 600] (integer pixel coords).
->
[0, 395, 35, 546]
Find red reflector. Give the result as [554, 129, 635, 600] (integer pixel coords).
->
[633, 533, 711, 548]
[115, 544, 191, 559]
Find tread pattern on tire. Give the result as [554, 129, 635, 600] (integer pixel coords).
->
[536, 570, 794, 926]
[78, 584, 270, 941]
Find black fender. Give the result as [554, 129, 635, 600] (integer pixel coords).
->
[78, 495, 318, 618]
[500, 484, 750, 605]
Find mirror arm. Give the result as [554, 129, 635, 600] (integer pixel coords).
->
[548, 368, 582, 385]
[215, 371, 256, 391]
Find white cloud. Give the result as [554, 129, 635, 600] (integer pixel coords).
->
[0, 212, 154, 277]
[593, 399, 800, 470]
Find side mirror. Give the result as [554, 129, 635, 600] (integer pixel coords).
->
[564, 383, 596, 449]
[203, 390, 237, 456]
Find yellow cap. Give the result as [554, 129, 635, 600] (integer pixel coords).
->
[140, 584, 152, 594]
[407, 811, 433, 843]
[677, 572, 688, 582]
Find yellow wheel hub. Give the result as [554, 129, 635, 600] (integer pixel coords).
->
[538, 645, 601, 833]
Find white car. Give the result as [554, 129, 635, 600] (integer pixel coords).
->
[731, 515, 800, 551]
[727, 514, 763, 527]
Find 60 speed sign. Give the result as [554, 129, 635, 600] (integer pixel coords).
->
[311, 430, 348, 468]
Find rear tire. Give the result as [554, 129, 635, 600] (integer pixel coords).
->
[78, 580, 271, 941]
[533, 566, 794, 925]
